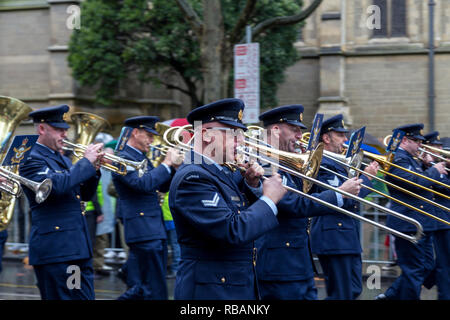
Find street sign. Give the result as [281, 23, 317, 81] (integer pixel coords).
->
[234, 43, 260, 123]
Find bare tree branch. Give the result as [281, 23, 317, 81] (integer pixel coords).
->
[229, 0, 257, 45]
[175, 0, 203, 37]
[247, 0, 322, 41]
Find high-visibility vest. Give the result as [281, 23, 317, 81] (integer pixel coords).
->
[85, 180, 103, 212]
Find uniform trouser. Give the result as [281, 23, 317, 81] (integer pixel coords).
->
[317, 254, 362, 300]
[117, 239, 168, 300]
[34, 258, 95, 300]
[384, 232, 434, 300]
[424, 229, 450, 300]
[259, 277, 318, 300]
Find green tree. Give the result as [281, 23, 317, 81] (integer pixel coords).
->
[68, 0, 322, 108]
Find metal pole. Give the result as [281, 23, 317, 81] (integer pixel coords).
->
[428, 0, 435, 131]
[246, 25, 252, 43]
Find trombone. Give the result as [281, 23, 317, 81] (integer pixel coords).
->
[417, 145, 450, 172]
[298, 132, 450, 214]
[379, 135, 450, 190]
[252, 126, 450, 226]
[165, 125, 424, 244]
[62, 140, 148, 177]
[420, 144, 450, 161]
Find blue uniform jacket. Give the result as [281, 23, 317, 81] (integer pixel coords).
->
[19, 144, 99, 266]
[256, 171, 339, 282]
[310, 156, 372, 255]
[386, 148, 440, 233]
[168, 152, 279, 300]
[112, 145, 172, 244]
[433, 173, 450, 230]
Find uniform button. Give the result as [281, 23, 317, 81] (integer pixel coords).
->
[76, 195, 80, 199]
[354, 205, 358, 209]
[82, 212, 85, 216]
[140, 212, 144, 216]
[237, 210, 240, 214]
[338, 223, 343, 227]
[420, 205, 424, 209]
[221, 277, 226, 283]
[432, 198, 436, 201]
[286, 242, 290, 247]
[253, 261, 256, 266]
[55, 226, 60, 230]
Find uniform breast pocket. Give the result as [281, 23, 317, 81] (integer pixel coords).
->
[125, 212, 162, 238]
[193, 261, 249, 300]
[37, 222, 81, 259]
[321, 219, 356, 252]
[262, 236, 308, 277]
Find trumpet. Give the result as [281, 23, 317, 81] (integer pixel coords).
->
[165, 125, 424, 244]
[62, 140, 148, 177]
[0, 167, 52, 204]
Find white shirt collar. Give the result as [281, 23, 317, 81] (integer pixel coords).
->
[36, 142, 56, 154]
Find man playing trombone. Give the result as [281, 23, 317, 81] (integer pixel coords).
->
[19, 105, 105, 300]
[376, 124, 447, 300]
[418, 131, 450, 300]
[254, 105, 363, 300]
[309, 114, 380, 300]
[112, 116, 182, 300]
[168, 98, 286, 300]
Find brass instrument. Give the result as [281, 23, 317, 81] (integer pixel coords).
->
[62, 112, 147, 177]
[302, 132, 450, 202]
[419, 145, 449, 162]
[165, 125, 424, 243]
[380, 134, 450, 191]
[63, 139, 148, 178]
[148, 122, 172, 167]
[66, 112, 111, 164]
[300, 131, 450, 220]
[0, 96, 53, 231]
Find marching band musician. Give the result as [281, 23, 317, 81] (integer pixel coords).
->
[309, 114, 380, 300]
[376, 124, 447, 300]
[112, 116, 182, 300]
[19, 105, 104, 300]
[168, 98, 286, 300]
[255, 105, 362, 300]
[420, 131, 450, 300]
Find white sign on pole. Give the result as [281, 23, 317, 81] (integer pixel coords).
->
[234, 43, 260, 123]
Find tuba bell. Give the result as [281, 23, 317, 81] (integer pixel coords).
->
[0, 96, 33, 231]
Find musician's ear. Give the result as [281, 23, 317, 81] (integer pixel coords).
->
[322, 132, 331, 144]
[202, 128, 214, 143]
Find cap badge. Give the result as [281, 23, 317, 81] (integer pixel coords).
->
[299, 113, 303, 122]
[238, 109, 243, 121]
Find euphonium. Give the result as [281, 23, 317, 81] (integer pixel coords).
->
[66, 112, 111, 164]
[148, 122, 172, 167]
[0, 96, 33, 231]
[63, 112, 148, 177]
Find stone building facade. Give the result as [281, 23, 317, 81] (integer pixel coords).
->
[0, 0, 190, 136]
[1, 0, 449, 139]
[277, 0, 450, 139]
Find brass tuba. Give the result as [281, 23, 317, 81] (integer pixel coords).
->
[0, 96, 33, 231]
